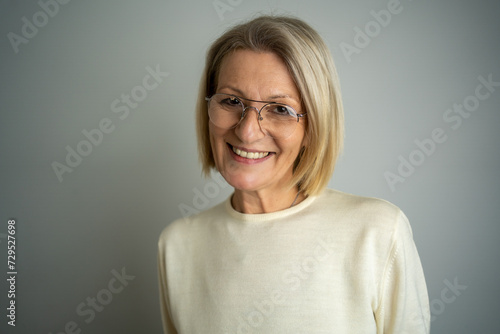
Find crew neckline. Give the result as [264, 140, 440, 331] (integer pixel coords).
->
[225, 193, 317, 222]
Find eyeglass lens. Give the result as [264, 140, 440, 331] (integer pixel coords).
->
[208, 94, 300, 138]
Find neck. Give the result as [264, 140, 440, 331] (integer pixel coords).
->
[231, 186, 305, 214]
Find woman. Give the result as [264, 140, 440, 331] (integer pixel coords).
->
[158, 15, 430, 333]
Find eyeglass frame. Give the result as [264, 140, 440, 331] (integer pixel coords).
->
[204, 93, 307, 127]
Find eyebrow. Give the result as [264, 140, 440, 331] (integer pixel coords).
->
[217, 85, 299, 104]
[268, 94, 293, 100]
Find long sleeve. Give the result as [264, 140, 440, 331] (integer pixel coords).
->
[375, 211, 431, 333]
[158, 233, 178, 334]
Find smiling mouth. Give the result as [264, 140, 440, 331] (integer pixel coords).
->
[228, 144, 271, 159]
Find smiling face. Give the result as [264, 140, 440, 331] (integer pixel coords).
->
[209, 49, 307, 193]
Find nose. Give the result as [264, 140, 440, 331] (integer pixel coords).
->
[234, 106, 266, 142]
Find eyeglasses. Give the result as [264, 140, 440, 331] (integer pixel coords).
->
[205, 93, 306, 139]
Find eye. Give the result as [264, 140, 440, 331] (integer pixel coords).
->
[220, 96, 242, 108]
[269, 104, 294, 116]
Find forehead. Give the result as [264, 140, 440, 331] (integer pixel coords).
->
[216, 49, 300, 102]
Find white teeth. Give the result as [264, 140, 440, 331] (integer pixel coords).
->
[232, 146, 270, 159]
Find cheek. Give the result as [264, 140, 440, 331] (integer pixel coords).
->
[279, 132, 306, 168]
[282, 131, 306, 157]
[209, 125, 227, 165]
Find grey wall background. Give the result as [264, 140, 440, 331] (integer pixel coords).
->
[1, 0, 499, 333]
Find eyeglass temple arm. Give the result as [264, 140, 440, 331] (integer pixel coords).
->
[297, 113, 307, 122]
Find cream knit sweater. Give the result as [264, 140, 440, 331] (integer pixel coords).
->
[158, 189, 430, 333]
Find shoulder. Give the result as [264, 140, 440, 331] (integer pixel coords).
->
[158, 199, 227, 247]
[318, 188, 402, 216]
[315, 188, 411, 236]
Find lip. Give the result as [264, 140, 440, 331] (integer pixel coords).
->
[227, 143, 274, 164]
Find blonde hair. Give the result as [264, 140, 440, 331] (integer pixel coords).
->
[196, 15, 344, 196]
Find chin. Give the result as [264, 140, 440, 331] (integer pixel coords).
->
[221, 170, 266, 192]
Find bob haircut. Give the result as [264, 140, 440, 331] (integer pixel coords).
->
[196, 14, 344, 196]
